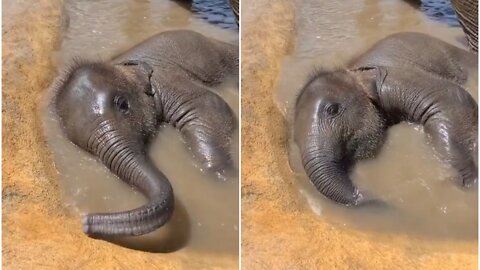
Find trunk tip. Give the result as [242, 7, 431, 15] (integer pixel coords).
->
[81, 214, 91, 234]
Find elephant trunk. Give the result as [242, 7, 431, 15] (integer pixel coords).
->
[301, 139, 363, 206]
[82, 119, 174, 236]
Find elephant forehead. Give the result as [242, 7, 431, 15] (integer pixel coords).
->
[69, 63, 122, 90]
[295, 100, 331, 131]
[305, 77, 357, 99]
[64, 75, 112, 115]
[90, 91, 109, 115]
[299, 92, 351, 112]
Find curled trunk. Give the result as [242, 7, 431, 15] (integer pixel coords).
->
[82, 119, 174, 237]
[301, 144, 363, 206]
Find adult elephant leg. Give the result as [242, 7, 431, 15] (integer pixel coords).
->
[451, 0, 478, 52]
[229, 0, 239, 24]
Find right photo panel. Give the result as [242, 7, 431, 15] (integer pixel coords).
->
[241, 0, 478, 269]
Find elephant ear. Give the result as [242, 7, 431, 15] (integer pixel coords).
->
[351, 66, 388, 104]
[117, 60, 155, 96]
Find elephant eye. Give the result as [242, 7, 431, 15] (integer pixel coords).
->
[114, 95, 130, 113]
[325, 103, 340, 116]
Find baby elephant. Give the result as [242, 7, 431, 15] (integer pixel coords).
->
[53, 30, 238, 237]
[294, 32, 477, 206]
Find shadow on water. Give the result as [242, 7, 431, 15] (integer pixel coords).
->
[172, 0, 193, 10]
[402, 0, 421, 8]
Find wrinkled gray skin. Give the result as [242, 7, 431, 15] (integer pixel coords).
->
[294, 32, 477, 206]
[451, 0, 477, 52]
[55, 30, 238, 237]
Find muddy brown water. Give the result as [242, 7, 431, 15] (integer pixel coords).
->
[43, 0, 238, 254]
[276, 0, 478, 240]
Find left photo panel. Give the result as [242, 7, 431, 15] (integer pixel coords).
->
[3, 1, 239, 269]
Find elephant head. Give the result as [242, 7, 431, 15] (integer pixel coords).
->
[293, 69, 387, 206]
[55, 60, 174, 236]
[294, 62, 477, 206]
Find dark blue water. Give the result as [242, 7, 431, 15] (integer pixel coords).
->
[190, 0, 237, 29]
[419, 0, 461, 27]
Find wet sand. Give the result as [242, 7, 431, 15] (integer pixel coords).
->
[241, 0, 477, 269]
[3, 0, 237, 269]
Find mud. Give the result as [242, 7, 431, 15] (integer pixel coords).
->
[3, 0, 238, 269]
[241, 0, 477, 269]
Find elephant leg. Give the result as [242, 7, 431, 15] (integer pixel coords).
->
[370, 66, 478, 187]
[413, 80, 477, 187]
[229, 0, 239, 23]
[180, 92, 236, 173]
[158, 77, 236, 174]
[424, 120, 477, 187]
[451, 0, 478, 52]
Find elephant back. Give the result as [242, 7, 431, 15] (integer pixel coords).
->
[451, 0, 478, 52]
